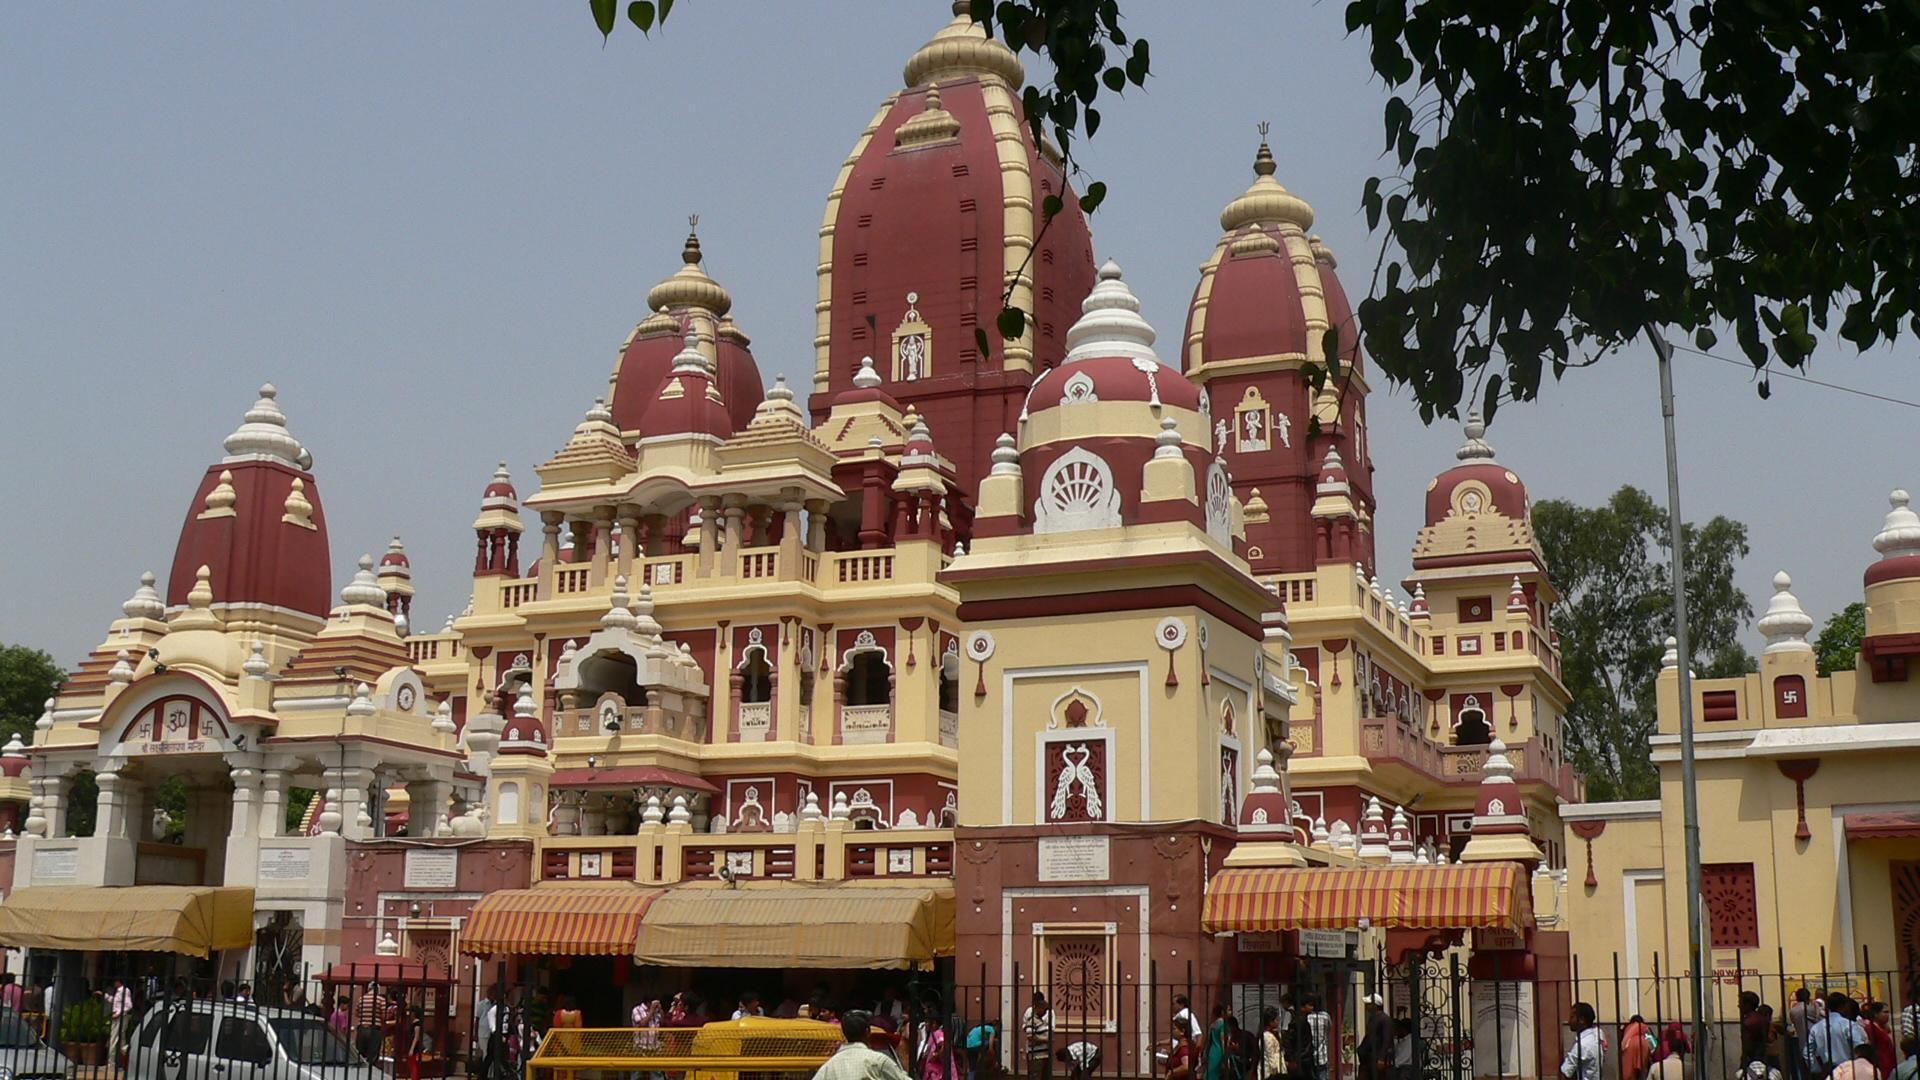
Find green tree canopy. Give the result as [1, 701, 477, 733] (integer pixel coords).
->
[0, 642, 62, 743]
[1349, 0, 1920, 419]
[1533, 487, 1754, 800]
[1814, 601, 1867, 677]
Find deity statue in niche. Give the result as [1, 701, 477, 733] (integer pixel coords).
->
[892, 291, 932, 382]
[1234, 385, 1287, 452]
[1215, 418, 1230, 453]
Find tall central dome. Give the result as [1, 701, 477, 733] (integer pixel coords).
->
[810, 1, 1097, 499]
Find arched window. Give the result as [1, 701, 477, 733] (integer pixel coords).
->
[1454, 705, 1490, 747]
[939, 653, 960, 714]
[738, 647, 772, 705]
[845, 652, 893, 707]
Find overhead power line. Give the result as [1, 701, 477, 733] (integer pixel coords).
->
[1672, 342, 1920, 411]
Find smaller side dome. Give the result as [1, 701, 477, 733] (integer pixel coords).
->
[378, 536, 411, 573]
[481, 462, 518, 507]
[609, 224, 764, 435]
[1423, 413, 1529, 526]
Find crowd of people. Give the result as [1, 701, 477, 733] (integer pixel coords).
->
[1570, 987, 1920, 1080]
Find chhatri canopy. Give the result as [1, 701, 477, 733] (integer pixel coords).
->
[1203, 862, 1532, 934]
[0, 885, 255, 957]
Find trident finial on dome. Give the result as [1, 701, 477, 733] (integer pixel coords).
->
[1253, 121, 1276, 177]
[1457, 411, 1497, 461]
[682, 214, 702, 264]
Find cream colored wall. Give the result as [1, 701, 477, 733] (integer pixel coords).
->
[1565, 814, 1669, 974]
[957, 607, 1265, 828]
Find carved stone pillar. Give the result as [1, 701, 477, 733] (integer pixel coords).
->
[722, 498, 747, 568]
[259, 769, 288, 838]
[96, 770, 130, 840]
[590, 507, 615, 586]
[227, 767, 261, 839]
[805, 499, 830, 553]
[617, 510, 641, 584]
[697, 496, 721, 577]
[539, 511, 563, 596]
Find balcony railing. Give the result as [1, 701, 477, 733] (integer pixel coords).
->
[832, 552, 894, 584]
[736, 701, 772, 742]
[840, 703, 893, 744]
[738, 548, 778, 580]
[501, 582, 538, 609]
[554, 565, 592, 595]
[556, 705, 704, 742]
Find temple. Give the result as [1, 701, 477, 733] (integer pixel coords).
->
[1, 2, 1601, 1068]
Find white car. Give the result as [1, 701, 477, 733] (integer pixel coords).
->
[126, 999, 383, 1080]
[0, 1007, 72, 1080]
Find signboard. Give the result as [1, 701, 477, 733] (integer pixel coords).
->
[1036, 835, 1110, 882]
[31, 847, 78, 883]
[1300, 929, 1353, 958]
[1471, 979, 1536, 1079]
[404, 848, 460, 889]
[1474, 927, 1527, 952]
[258, 847, 312, 883]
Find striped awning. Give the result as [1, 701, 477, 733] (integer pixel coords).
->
[632, 881, 954, 970]
[1203, 862, 1531, 934]
[459, 885, 661, 957]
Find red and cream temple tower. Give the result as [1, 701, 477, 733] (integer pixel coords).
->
[3, 1, 1585, 1001]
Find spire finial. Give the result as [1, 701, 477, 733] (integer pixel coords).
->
[1757, 570, 1815, 653]
[1873, 489, 1920, 559]
[1253, 121, 1276, 177]
[682, 214, 702, 264]
[1456, 411, 1497, 461]
[853, 355, 883, 390]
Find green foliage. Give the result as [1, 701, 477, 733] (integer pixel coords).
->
[1533, 486, 1754, 800]
[0, 642, 63, 743]
[586, 0, 1144, 363]
[1347, 0, 1920, 418]
[62, 995, 109, 1043]
[286, 787, 318, 834]
[1814, 601, 1867, 676]
[66, 770, 97, 837]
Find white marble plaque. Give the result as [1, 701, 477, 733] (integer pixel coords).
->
[404, 848, 459, 889]
[1036, 835, 1110, 882]
[31, 847, 78, 882]
[257, 846, 312, 882]
[887, 848, 915, 874]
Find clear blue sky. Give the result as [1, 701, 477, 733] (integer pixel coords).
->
[6, 2, 1918, 669]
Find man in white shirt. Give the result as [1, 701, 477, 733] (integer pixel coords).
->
[1561, 1002, 1604, 1080]
[1303, 995, 1333, 1080]
[812, 1011, 912, 1080]
[106, 978, 135, 1063]
[1172, 995, 1203, 1042]
[1810, 993, 1869, 1079]
[1023, 991, 1055, 1080]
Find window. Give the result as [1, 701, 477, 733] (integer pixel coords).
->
[938, 654, 960, 714]
[845, 652, 893, 707]
[1701, 863, 1760, 949]
[216, 1018, 272, 1064]
[1702, 690, 1740, 723]
[738, 648, 772, 705]
[1454, 705, 1490, 747]
[162, 1011, 214, 1055]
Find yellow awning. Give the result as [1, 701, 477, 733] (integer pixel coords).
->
[0, 885, 255, 957]
[1203, 862, 1532, 934]
[632, 881, 954, 970]
[460, 885, 662, 958]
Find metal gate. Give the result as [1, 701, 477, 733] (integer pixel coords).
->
[253, 909, 304, 1005]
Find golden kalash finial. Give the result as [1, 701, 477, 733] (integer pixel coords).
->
[1254, 121, 1276, 177]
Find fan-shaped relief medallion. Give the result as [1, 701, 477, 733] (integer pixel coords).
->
[1034, 447, 1123, 534]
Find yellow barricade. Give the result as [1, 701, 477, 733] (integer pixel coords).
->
[528, 1017, 847, 1080]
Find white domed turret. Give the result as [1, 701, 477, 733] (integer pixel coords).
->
[1757, 572, 1814, 654]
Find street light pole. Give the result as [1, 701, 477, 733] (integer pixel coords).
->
[1649, 327, 1709, 1058]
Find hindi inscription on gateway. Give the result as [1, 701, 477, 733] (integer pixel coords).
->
[1036, 835, 1110, 882]
[404, 848, 460, 889]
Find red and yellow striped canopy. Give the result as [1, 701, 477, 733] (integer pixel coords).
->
[460, 885, 662, 957]
[1203, 862, 1531, 934]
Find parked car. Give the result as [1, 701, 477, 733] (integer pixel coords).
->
[126, 999, 381, 1080]
[0, 1006, 73, 1080]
